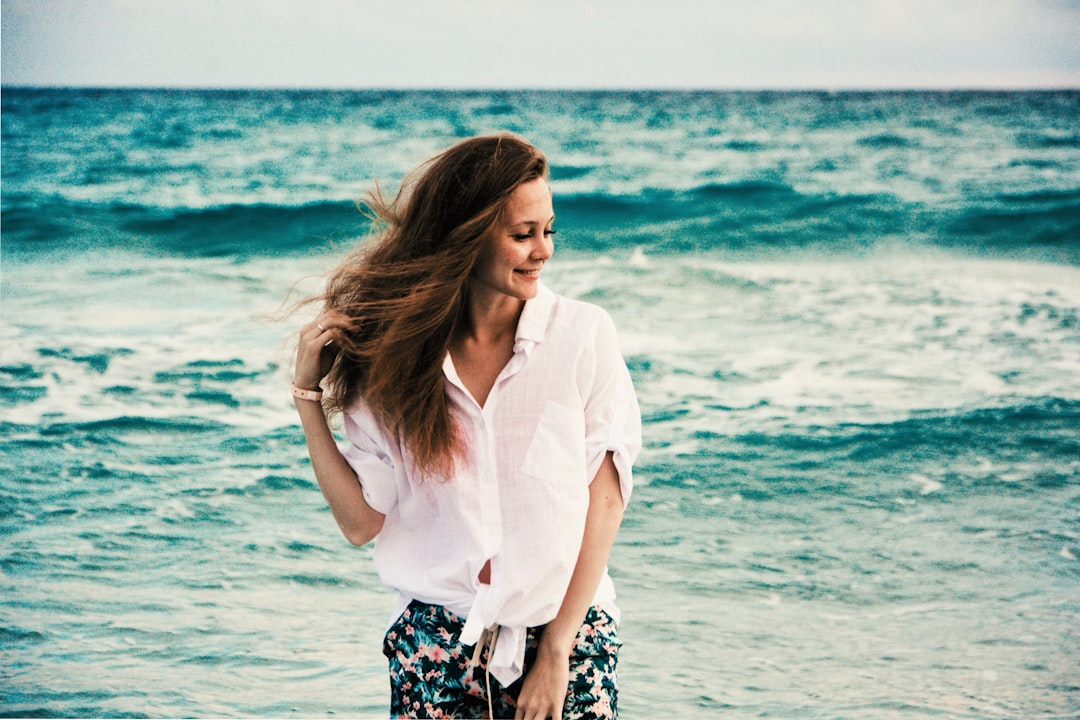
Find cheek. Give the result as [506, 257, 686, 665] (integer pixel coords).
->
[492, 244, 523, 268]
[509, 243, 534, 263]
[501, 248, 523, 266]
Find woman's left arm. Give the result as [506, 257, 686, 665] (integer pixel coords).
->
[515, 450, 624, 720]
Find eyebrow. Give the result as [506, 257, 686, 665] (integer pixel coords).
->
[508, 215, 555, 228]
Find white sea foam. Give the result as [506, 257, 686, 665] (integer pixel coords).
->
[4, 90, 1079, 719]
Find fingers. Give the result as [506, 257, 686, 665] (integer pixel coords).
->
[301, 311, 363, 353]
[513, 678, 565, 720]
[511, 660, 570, 720]
[295, 311, 360, 389]
[515, 700, 560, 720]
[302, 310, 358, 343]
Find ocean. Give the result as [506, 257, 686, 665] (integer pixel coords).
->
[2, 88, 1078, 718]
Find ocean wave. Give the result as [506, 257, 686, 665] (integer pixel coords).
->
[556, 181, 838, 228]
[560, 182, 1080, 260]
[121, 201, 368, 256]
[558, 182, 906, 253]
[643, 397, 1080, 497]
[856, 132, 917, 149]
[153, 358, 270, 384]
[0, 385, 48, 407]
[1016, 131, 1080, 149]
[38, 416, 232, 442]
[3, 195, 367, 257]
[4, 181, 1078, 261]
[948, 188, 1080, 250]
[834, 398, 1080, 462]
[37, 346, 134, 374]
[853, 399, 1075, 459]
[224, 474, 312, 497]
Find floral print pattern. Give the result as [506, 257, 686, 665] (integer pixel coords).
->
[384, 601, 620, 719]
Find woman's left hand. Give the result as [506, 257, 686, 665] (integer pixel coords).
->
[515, 453, 623, 719]
[515, 645, 569, 720]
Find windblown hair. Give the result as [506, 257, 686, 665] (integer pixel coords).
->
[320, 133, 548, 476]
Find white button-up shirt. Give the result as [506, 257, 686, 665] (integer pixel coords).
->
[341, 282, 642, 685]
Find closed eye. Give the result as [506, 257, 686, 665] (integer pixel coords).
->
[513, 229, 556, 241]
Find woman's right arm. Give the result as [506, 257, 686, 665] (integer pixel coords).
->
[294, 311, 385, 546]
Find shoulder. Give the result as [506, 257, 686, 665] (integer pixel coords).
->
[343, 395, 391, 443]
[549, 292, 616, 336]
[539, 293, 623, 367]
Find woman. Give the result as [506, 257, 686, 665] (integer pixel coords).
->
[292, 134, 641, 719]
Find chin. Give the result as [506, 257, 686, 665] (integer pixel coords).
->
[517, 284, 540, 300]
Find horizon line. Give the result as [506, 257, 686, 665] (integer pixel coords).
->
[4, 83, 1079, 93]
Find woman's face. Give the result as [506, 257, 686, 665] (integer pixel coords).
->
[472, 177, 555, 302]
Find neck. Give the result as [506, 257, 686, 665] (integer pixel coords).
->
[462, 285, 525, 343]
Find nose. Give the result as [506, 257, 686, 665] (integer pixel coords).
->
[533, 231, 553, 262]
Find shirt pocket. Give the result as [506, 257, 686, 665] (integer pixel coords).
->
[521, 401, 587, 488]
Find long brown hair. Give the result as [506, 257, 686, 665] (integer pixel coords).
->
[321, 133, 548, 476]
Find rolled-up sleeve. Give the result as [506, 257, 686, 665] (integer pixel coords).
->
[583, 310, 642, 507]
[341, 407, 399, 515]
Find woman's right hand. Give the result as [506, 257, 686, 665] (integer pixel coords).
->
[294, 310, 357, 391]
[293, 309, 385, 546]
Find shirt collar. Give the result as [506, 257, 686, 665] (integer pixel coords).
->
[514, 281, 555, 355]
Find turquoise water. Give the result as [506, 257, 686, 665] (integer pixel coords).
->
[2, 89, 1079, 718]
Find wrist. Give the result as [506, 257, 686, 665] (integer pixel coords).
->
[291, 384, 323, 402]
[537, 628, 575, 660]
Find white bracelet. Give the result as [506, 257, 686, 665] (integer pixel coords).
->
[291, 385, 323, 402]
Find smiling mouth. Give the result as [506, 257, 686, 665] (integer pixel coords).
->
[515, 269, 541, 277]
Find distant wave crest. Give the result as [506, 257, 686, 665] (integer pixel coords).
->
[3, 195, 367, 257]
[5, 182, 1078, 262]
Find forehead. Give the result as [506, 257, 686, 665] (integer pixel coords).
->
[503, 178, 552, 222]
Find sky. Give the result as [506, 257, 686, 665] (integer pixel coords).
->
[2, 0, 1079, 90]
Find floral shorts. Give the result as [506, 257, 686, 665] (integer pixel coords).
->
[383, 600, 620, 719]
